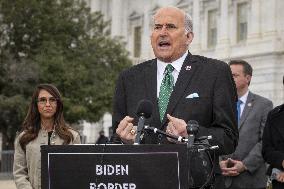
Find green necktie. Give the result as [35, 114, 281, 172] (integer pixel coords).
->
[158, 64, 174, 121]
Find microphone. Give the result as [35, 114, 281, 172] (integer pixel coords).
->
[134, 100, 153, 144]
[186, 120, 199, 148]
[144, 126, 185, 142]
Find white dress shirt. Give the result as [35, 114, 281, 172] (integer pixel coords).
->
[156, 51, 188, 97]
[239, 90, 249, 117]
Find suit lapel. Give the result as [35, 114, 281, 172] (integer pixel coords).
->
[161, 53, 199, 127]
[239, 92, 254, 129]
[144, 59, 161, 127]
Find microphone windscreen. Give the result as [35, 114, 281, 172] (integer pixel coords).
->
[187, 120, 199, 135]
[136, 99, 153, 118]
[187, 120, 198, 125]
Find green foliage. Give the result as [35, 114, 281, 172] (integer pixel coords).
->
[0, 0, 132, 149]
[0, 95, 28, 148]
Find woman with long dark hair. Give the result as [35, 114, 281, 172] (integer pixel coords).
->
[13, 84, 81, 189]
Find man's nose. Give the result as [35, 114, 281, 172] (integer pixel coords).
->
[159, 26, 168, 35]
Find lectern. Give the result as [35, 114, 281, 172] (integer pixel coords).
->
[41, 144, 212, 189]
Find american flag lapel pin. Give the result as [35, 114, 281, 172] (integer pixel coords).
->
[186, 66, 191, 71]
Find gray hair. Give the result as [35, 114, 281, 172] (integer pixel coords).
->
[151, 9, 193, 34]
[184, 13, 193, 33]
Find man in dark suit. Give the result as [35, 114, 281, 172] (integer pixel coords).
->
[112, 6, 238, 188]
[262, 75, 284, 189]
[220, 60, 273, 189]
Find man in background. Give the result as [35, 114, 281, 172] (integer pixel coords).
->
[96, 130, 109, 144]
[220, 60, 273, 189]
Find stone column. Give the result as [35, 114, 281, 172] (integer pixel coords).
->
[111, 0, 124, 37]
[216, 0, 230, 58]
[141, 4, 151, 60]
[191, 0, 201, 52]
[263, 0, 277, 38]
[89, 0, 101, 13]
[247, 0, 261, 42]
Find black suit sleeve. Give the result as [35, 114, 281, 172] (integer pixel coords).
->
[262, 109, 284, 169]
[111, 71, 127, 143]
[198, 62, 238, 155]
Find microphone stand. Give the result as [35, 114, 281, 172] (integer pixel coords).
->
[134, 99, 153, 144]
[144, 125, 218, 189]
[134, 114, 145, 145]
[186, 122, 219, 189]
[144, 126, 185, 142]
[186, 123, 199, 149]
[186, 122, 198, 189]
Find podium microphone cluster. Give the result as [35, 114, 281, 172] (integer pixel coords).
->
[134, 100, 153, 144]
[186, 120, 199, 148]
[144, 126, 185, 142]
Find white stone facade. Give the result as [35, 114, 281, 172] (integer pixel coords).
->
[82, 112, 112, 143]
[88, 0, 284, 106]
[83, 0, 284, 142]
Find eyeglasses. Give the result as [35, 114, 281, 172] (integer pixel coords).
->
[37, 97, 58, 106]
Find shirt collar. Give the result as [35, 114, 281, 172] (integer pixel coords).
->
[157, 51, 188, 75]
[239, 90, 249, 104]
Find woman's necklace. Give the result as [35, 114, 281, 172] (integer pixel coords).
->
[41, 121, 56, 145]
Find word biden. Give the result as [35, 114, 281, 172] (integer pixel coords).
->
[96, 164, 129, 176]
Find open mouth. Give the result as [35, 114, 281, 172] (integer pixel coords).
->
[158, 40, 171, 48]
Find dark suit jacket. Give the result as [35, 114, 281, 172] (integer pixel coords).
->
[224, 92, 273, 188]
[262, 104, 284, 189]
[112, 53, 238, 187]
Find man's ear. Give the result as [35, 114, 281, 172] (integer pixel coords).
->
[186, 32, 194, 45]
[246, 75, 252, 84]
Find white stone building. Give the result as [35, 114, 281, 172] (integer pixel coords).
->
[84, 0, 284, 142]
[87, 0, 284, 106]
[82, 112, 112, 143]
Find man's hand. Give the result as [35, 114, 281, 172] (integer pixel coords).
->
[166, 114, 187, 138]
[116, 116, 135, 144]
[220, 158, 247, 176]
[276, 171, 284, 183]
[220, 159, 239, 176]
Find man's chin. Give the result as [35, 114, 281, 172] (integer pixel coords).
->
[158, 57, 172, 63]
[155, 53, 173, 63]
